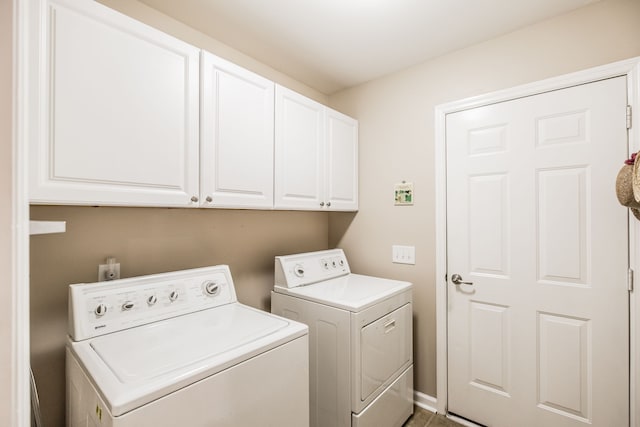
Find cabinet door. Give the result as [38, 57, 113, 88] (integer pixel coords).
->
[274, 85, 325, 210]
[29, 0, 200, 206]
[200, 52, 275, 209]
[326, 108, 358, 211]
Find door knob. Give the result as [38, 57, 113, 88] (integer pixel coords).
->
[451, 274, 473, 286]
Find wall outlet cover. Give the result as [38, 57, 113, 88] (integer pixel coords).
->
[392, 245, 416, 265]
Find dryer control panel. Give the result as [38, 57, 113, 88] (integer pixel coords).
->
[68, 265, 236, 341]
[275, 249, 350, 288]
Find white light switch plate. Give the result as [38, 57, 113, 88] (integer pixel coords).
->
[392, 245, 415, 265]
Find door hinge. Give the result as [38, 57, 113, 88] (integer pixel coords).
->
[629, 268, 634, 292]
[627, 105, 632, 129]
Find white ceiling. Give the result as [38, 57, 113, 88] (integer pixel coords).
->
[138, 0, 600, 94]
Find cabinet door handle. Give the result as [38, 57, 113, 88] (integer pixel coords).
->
[205, 196, 213, 203]
[326, 202, 331, 207]
[191, 196, 199, 203]
[320, 202, 325, 207]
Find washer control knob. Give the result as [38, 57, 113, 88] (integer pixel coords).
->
[122, 301, 134, 311]
[169, 290, 179, 302]
[203, 280, 220, 296]
[294, 264, 305, 278]
[95, 303, 108, 317]
[147, 295, 158, 306]
[339, 259, 345, 267]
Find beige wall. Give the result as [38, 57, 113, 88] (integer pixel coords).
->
[1, 0, 14, 425]
[329, 0, 640, 399]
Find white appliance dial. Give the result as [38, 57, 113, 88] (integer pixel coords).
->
[122, 301, 134, 311]
[169, 290, 179, 302]
[147, 295, 158, 306]
[294, 264, 305, 277]
[94, 303, 107, 317]
[203, 280, 221, 296]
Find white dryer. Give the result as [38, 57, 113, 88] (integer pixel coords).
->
[67, 265, 309, 427]
[271, 249, 413, 427]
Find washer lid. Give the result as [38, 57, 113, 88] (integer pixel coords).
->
[69, 303, 308, 416]
[273, 273, 412, 312]
[91, 303, 287, 383]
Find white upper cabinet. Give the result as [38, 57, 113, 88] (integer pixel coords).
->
[275, 85, 358, 211]
[326, 109, 358, 211]
[28, 0, 357, 211]
[274, 86, 325, 209]
[200, 52, 275, 209]
[29, 0, 200, 206]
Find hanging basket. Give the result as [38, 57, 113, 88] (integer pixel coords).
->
[616, 152, 640, 220]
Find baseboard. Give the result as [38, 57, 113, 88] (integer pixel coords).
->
[413, 390, 438, 413]
[413, 391, 485, 426]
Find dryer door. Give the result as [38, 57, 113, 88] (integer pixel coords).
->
[360, 303, 412, 402]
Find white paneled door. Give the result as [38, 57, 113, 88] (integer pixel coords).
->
[446, 77, 629, 427]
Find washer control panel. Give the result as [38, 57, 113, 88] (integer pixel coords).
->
[68, 265, 236, 341]
[275, 249, 350, 288]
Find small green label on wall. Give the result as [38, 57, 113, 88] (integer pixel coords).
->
[394, 182, 414, 205]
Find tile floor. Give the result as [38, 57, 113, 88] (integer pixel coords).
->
[403, 406, 465, 427]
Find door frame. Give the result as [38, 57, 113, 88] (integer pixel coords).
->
[435, 56, 640, 425]
[11, 0, 33, 425]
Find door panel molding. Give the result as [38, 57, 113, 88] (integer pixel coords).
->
[435, 56, 640, 425]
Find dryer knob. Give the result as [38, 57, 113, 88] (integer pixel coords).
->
[147, 295, 158, 306]
[169, 290, 179, 302]
[94, 303, 107, 317]
[122, 301, 134, 311]
[294, 264, 305, 278]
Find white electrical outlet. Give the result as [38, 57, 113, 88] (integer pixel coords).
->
[392, 245, 415, 265]
[98, 257, 121, 281]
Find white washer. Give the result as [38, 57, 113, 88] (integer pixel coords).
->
[271, 249, 413, 427]
[67, 265, 309, 427]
